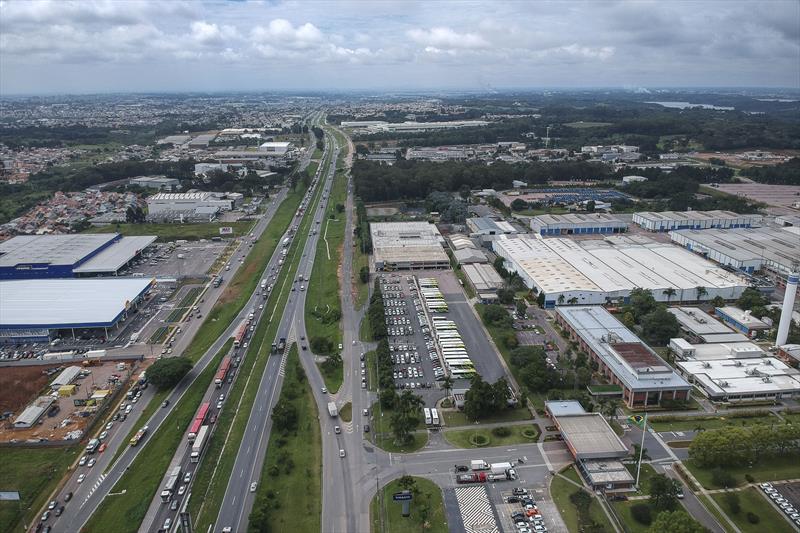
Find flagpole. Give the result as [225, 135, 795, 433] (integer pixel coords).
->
[635, 412, 647, 490]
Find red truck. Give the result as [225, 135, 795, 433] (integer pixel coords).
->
[457, 472, 488, 484]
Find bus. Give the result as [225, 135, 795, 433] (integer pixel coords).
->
[435, 324, 458, 331]
[188, 402, 210, 441]
[445, 358, 473, 367]
[430, 316, 449, 323]
[431, 408, 440, 427]
[423, 408, 432, 426]
[215, 356, 232, 388]
[440, 343, 466, 349]
[160, 466, 182, 503]
[449, 367, 477, 378]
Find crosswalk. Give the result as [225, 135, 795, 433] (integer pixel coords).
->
[83, 473, 107, 503]
[454, 486, 499, 533]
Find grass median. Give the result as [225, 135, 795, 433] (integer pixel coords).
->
[83, 340, 230, 533]
[550, 466, 615, 533]
[248, 345, 322, 532]
[370, 476, 447, 533]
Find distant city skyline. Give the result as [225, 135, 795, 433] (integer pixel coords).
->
[1, 0, 798, 95]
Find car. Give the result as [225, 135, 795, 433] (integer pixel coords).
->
[55, 506, 64, 517]
[48, 501, 57, 510]
[163, 518, 172, 531]
[321, 387, 327, 393]
[41, 511, 50, 522]
[162, 399, 170, 408]
[78, 456, 88, 467]
[98, 443, 107, 453]
[676, 489, 684, 499]
[511, 512, 525, 520]
[334, 425, 341, 434]
[105, 422, 113, 431]
[64, 492, 73, 502]
[455, 465, 470, 472]
[178, 485, 187, 496]
[98, 431, 108, 440]
[507, 496, 521, 503]
[184, 472, 192, 483]
[216, 401, 223, 409]
[222, 528, 232, 533]
[364, 424, 370, 433]
[170, 500, 178, 511]
[760, 482, 773, 490]
[87, 458, 96, 468]
[339, 449, 346, 458]
[250, 481, 258, 492]
[363, 408, 369, 416]
[218, 393, 225, 402]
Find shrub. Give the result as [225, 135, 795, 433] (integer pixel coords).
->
[744, 474, 754, 483]
[711, 468, 736, 488]
[630, 503, 652, 525]
[746, 512, 760, 524]
[492, 426, 511, 437]
[723, 492, 740, 514]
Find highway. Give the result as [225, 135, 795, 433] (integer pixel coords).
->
[40, 117, 318, 533]
[213, 128, 339, 532]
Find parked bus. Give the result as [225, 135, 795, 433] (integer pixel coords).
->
[424, 408, 432, 426]
[160, 466, 182, 503]
[449, 367, 477, 378]
[431, 408, 440, 427]
[188, 402, 210, 441]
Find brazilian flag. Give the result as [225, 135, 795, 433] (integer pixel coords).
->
[628, 414, 646, 428]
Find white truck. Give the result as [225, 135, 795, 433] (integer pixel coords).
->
[470, 459, 490, 471]
[489, 462, 517, 481]
[327, 402, 338, 417]
[190, 425, 209, 463]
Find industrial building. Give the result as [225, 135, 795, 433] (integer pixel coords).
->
[129, 176, 180, 190]
[406, 146, 471, 161]
[556, 306, 692, 408]
[341, 120, 489, 133]
[670, 227, 800, 276]
[0, 278, 153, 343]
[370, 222, 449, 271]
[545, 400, 633, 491]
[667, 307, 748, 343]
[258, 142, 292, 155]
[13, 396, 55, 429]
[448, 234, 487, 264]
[676, 358, 800, 402]
[0, 233, 156, 279]
[669, 338, 765, 360]
[146, 191, 243, 222]
[632, 210, 762, 232]
[466, 217, 519, 237]
[462, 263, 504, 299]
[715, 306, 770, 337]
[493, 235, 749, 308]
[530, 213, 627, 236]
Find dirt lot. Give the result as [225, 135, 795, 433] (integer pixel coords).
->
[0, 360, 141, 442]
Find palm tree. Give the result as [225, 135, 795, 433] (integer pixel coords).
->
[695, 286, 708, 301]
[442, 376, 453, 404]
[662, 288, 676, 303]
[567, 297, 579, 305]
[557, 294, 566, 305]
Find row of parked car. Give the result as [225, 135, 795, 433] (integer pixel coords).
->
[508, 488, 548, 533]
[760, 482, 800, 527]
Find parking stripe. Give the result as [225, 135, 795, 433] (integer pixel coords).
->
[454, 486, 500, 533]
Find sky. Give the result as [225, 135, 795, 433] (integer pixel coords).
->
[1, 0, 799, 95]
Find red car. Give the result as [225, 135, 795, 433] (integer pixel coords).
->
[98, 443, 107, 453]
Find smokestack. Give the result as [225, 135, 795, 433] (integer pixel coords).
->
[776, 272, 799, 347]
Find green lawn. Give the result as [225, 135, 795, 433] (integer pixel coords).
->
[441, 406, 532, 427]
[611, 500, 651, 533]
[685, 455, 800, 489]
[711, 487, 790, 533]
[248, 346, 322, 533]
[625, 463, 659, 495]
[87, 221, 253, 241]
[165, 287, 202, 323]
[0, 446, 81, 533]
[370, 477, 448, 533]
[148, 326, 171, 344]
[317, 358, 344, 394]
[340, 402, 353, 423]
[649, 414, 778, 433]
[370, 402, 428, 453]
[550, 466, 615, 533]
[83, 343, 229, 533]
[443, 424, 540, 449]
[354, 242, 370, 309]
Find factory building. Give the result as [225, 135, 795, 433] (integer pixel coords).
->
[670, 227, 800, 276]
[0, 233, 156, 279]
[530, 213, 627, 236]
[146, 191, 243, 222]
[667, 307, 749, 344]
[466, 217, 519, 237]
[676, 358, 800, 403]
[632, 210, 762, 232]
[370, 222, 449, 271]
[258, 142, 292, 155]
[715, 306, 771, 337]
[462, 263, 504, 300]
[556, 306, 692, 408]
[129, 176, 180, 190]
[493, 235, 748, 308]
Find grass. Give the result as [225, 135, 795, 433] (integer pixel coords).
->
[443, 424, 540, 449]
[626, 463, 659, 495]
[370, 402, 428, 454]
[370, 476, 448, 533]
[165, 287, 202, 323]
[107, 387, 171, 470]
[317, 358, 344, 394]
[360, 312, 374, 342]
[550, 466, 616, 533]
[648, 415, 778, 433]
[87, 221, 254, 241]
[366, 350, 377, 391]
[610, 500, 651, 533]
[148, 326, 171, 344]
[191, 164, 329, 531]
[441, 406, 532, 427]
[711, 487, 789, 533]
[698, 493, 735, 532]
[685, 455, 800, 489]
[248, 346, 322, 532]
[354, 242, 370, 309]
[340, 402, 353, 423]
[0, 446, 81, 533]
[453, 266, 476, 299]
[83, 341, 229, 533]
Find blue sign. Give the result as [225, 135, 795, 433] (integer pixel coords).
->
[393, 492, 413, 501]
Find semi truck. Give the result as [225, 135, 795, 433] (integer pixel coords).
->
[457, 472, 488, 484]
[85, 438, 100, 454]
[215, 357, 232, 388]
[327, 402, 338, 417]
[233, 319, 249, 349]
[190, 425, 209, 463]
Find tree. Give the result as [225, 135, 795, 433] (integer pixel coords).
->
[695, 286, 708, 301]
[633, 443, 651, 462]
[389, 390, 424, 445]
[271, 397, 298, 433]
[736, 287, 767, 310]
[442, 376, 453, 401]
[641, 307, 680, 345]
[516, 299, 528, 318]
[567, 297, 578, 305]
[497, 288, 515, 305]
[146, 357, 192, 390]
[557, 294, 566, 305]
[649, 474, 679, 511]
[647, 510, 705, 533]
[359, 266, 369, 284]
[482, 305, 512, 328]
[397, 475, 416, 491]
[710, 295, 726, 308]
[629, 288, 657, 320]
[599, 399, 617, 421]
[723, 492, 740, 515]
[585, 200, 596, 213]
[510, 198, 528, 211]
[622, 311, 636, 329]
[631, 503, 652, 525]
[493, 256, 508, 277]
[662, 288, 676, 302]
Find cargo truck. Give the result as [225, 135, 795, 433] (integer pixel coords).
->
[457, 472, 488, 484]
[190, 425, 209, 463]
[327, 402, 338, 417]
[470, 460, 490, 471]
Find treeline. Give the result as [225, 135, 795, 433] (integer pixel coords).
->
[352, 159, 612, 202]
[742, 157, 800, 185]
[0, 124, 151, 149]
[689, 423, 800, 468]
[330, 109, 485, 125]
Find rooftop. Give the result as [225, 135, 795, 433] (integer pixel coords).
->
[545, 400, 587, 417]
[371, 222, 449, 265]
[532, 213, 627, 226]
[555, 413, 630, 459]
[635, 210, 759, 222]
[0, 234, 118, 268]
[667, 307, 735, 336]
[716, 306, 770, 329]
[678, 358, 800, 397]
[73, 236, 156, 274]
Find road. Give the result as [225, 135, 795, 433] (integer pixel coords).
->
[213, 126, 339, 533]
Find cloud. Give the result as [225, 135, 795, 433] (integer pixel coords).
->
[251, 19, 324, 50]
[407, 27, 489, 50]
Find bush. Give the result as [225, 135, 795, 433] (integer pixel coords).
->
[745, 474, 754, 483]
[492, 426, 511, 437]
[746, 512, 760, 524]
[723, 492, 740, 515]
[146, 356, 192, 390]
[711, 468, 736, 488]
[630, 503, 652, 525]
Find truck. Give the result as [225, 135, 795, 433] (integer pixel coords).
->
[160, 466, 182, 503]
[488, 471, 517, 481]
[190, 425, 209, 463]
[85, 438, 100, 454]
[490, 462, 514, 474]
[457, 472, 488, 484]
[261, 279, 268, 290]
[327, 402, 338, 417]
[129, 425, 148, 447]
[233, 319, 249, 349]
[277, 338, 286, 351]
[215, 357, 232, 388]
[470, 460, 490, 471]
[489, 462, 517, 480]
[282, 237, 290, 247]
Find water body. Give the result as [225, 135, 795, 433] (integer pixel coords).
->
[646, 101, 735, 110]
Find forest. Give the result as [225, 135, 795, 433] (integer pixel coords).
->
[742, 157, 800, 185]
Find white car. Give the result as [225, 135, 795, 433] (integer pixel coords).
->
[178, 485, 187, 496]
[78, 455, 88, 467]
[77, 473, 86, 483]
[250, 481, 258, 492]
[87, 458, 96, 468]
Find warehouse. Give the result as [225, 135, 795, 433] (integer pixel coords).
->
[0, 234, 156, 279]
[633, 210, 762, 232]
[129, 176, 180, 190]
[258, 141, 292, 155]
[493, 235, 748, 308]
[146, 191, 243, 222]
[13, 396, 55, 429]
[667, 307, 742, 343]
[670, 227, 800, 276]
[50, 366, 82, 390]
[556, 306, 692, 408]
[669, 339, 765, 360]
[545, 400, 633, 491]
[676, 358, 800, 402]
[370, 222, 449, 271]
[715, 306, 770, 337]
[0, 278, 153, 342]
[466, 217, 519, 237]
[530, 213, 627, 236]
[462, 263, 504, 298]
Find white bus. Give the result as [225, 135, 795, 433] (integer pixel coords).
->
[435, 324, 458, 331]
[440, 343, 466, 350]
[431, 408, 440, 427]
[423, 407, 432, 426]
[430, 316, 449, 322]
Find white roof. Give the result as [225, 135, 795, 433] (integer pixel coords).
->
[668, 307, 735, 335]
[0, 234, 118, 267]
[73, 236, 156, 274]
[51, 366, 82, 387]
[0, 278, 152, 328]
[678, 358, 800, 396]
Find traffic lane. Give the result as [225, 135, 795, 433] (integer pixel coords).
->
[663, 465, 725, 533]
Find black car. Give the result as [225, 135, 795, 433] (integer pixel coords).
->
[64, 492, 73, 502]
[455, 465, 469, 472]
[510, 512, 525, 520]
[55, 506, 64, 517]
[507, 496, 521, 503]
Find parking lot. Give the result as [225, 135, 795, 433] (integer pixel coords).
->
[123, 240, 230, 279]
[759, 481, 800, 528]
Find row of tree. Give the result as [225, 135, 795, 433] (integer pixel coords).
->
[689, 422, 800, 468]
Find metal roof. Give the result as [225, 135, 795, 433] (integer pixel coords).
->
[555, 413, 629, 459]
[73, 236, 156, 274]
[0, 234, 118, 267]
[0, 278, 153, 329]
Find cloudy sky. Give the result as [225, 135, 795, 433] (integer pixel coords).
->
[1, 0, 798, 95]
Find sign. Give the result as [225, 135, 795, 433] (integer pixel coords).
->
[219, 226, 233, 235]
[393, 492, 413, 502]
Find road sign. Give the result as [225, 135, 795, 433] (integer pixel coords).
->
[393, 492, 413, 501]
